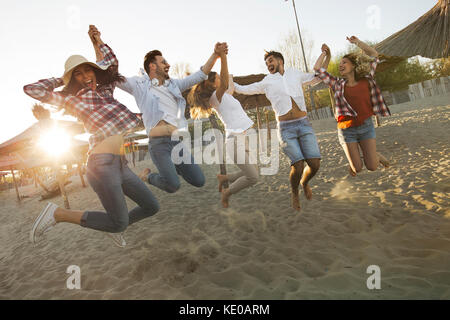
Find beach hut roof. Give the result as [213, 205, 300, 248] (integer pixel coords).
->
[375, 0, 449, 59]
[0, 119, 85, 156]
[233, 74, 271, 110]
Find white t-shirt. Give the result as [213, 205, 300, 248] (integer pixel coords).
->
[209, 91, 253, 138]
[149, 85, 179, 127]
[233, 68, 316, 116]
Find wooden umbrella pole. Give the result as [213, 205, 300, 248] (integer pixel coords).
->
[255, 105, 266, 153]
[55, 164, 70, 209]
[375, 115, 382, 127]
[328, 87, 336, 118]
[209, 114, 229, 189]
[34, 172, 50, 193]
[77, 162, 86, 188]
[265, 109, 271, 140]
[10, 166, 20, 202]
[32, 168, 37, 188]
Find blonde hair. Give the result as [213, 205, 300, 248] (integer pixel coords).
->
[187, 72, 217, 120]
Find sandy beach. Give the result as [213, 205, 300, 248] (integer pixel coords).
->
[1, 94, 449, 300]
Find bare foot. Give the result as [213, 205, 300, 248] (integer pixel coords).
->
[378, 153, 390, 168]
[291, 192, 301, 212]
[139, 168, 151, 182]
[348, 166, 357, 177]
[221, 188, 230, 208]
[301, 182, 313, 200]
[217, 174, 228, 192]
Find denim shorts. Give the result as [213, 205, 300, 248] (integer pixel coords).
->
[278, 117, 321, 165]
[338, 117, 376, 145]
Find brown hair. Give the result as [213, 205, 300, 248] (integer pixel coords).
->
[342, 53, 370, 81]
[61, 64, 125, 96]
[264, 51, 284, 64]
[187, 72, 217, 120]
[143, 50, 162, 75]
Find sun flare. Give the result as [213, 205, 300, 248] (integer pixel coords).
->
[37, 127, 71, 157]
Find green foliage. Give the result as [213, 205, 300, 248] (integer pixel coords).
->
[429, 57, 450, 78]
[374, 57, 434, 92]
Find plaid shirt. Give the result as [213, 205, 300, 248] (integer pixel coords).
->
[24, 44, 142, 153]
[315, 57, 391, 120]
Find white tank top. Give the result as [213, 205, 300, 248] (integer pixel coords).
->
[209, 91, 254, 138]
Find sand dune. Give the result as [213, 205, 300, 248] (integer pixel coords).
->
[1, 94, 449, 299]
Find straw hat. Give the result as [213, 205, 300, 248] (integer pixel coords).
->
[62, 55, 108, 85]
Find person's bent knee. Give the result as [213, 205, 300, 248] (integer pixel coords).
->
[191, 175, 206, 188]
[143, 201, 160, 216]
[308, 159, 321, 172]
[248, 174, 259, 186]
[163, 180, 181, 193]
[111, 220, 128, 233]
[292, 160, 304, 171]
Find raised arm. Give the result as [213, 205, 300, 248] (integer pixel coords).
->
[24, 78, 98, 121]
[215, 45, 229, 103]
[201, 42, 227, 75]
[23, 77, 66, 108]
[88, 25, 118, 67]
[347, 36, 378, 58]
[322, 44, 331, 69]
[314, 44, 331, 71]
[89, 25, 104, 62]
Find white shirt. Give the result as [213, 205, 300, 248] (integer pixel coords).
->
[233, 68, 316, 116]
[210, 91, 253, 138]
[149, 85, 179, 127]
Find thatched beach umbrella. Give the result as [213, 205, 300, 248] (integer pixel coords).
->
[375, 0, 449, 59]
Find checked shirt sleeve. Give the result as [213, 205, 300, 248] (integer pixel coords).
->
[97, 44, 118, 68]
[368, 57, 379, 79]
[315, 68, 338, 92]
[23, 77, 66, 107]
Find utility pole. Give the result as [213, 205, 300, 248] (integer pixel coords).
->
[287, 0, 309, 72]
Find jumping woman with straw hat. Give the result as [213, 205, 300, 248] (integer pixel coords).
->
[24, 25, 159, 248]
[314, 37, 390, 176]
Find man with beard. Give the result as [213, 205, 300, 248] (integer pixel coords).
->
[233, 48, 330, 211]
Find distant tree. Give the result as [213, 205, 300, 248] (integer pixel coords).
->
[430, 57, 450, 78]
[375, 57, 434, 92]
[170, 62, 192, 79]
[277, 29, 314, 72]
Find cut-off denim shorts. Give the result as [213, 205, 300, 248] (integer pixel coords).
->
[278, 117, 321, 165]
[338, 117, 376, 145]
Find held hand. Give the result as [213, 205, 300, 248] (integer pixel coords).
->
[214, 42, 228, 55]
[321, 44, 330, 56]
[88, 25, 102, 44]
[346, 36, 360, 45]
[217, 43, 229, 56]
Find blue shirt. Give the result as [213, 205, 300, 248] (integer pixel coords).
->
[118, 69, 208, 135]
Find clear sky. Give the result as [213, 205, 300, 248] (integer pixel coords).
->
[0, 0, 437, 143]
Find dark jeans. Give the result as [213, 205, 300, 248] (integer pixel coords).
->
[147, 136, 205, 193]
[81, 153, 160, 233]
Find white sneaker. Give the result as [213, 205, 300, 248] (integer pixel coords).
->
[107, 232, 126, 248]
[30, 202, 58, 244]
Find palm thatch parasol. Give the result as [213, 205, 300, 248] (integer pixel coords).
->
[375, 0, 449, 59]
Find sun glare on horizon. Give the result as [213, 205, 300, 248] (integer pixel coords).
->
[37, 127, 71, 157]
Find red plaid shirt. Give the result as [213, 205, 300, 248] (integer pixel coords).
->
[315, 57, 391, 120]
[24, 44, 142, 153]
